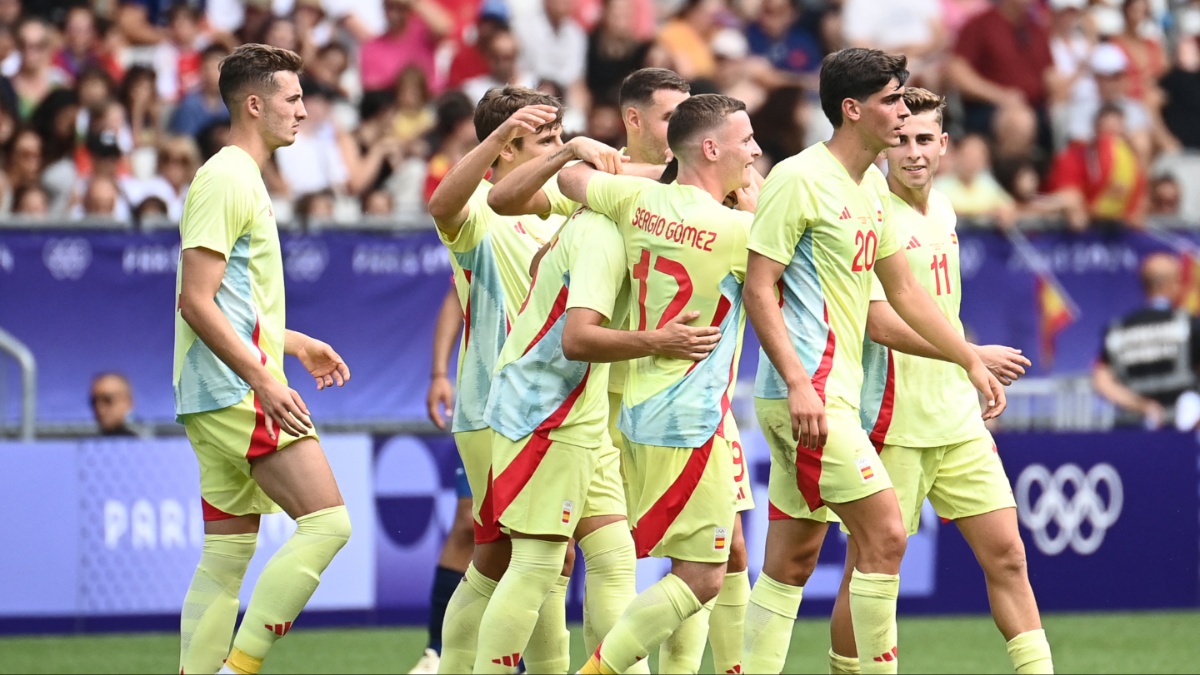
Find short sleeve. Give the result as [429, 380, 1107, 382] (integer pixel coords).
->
[586, 173, 655, 224]
[437, 186, 490, 253]
[566, 217, 626, 321]
[542, 176, 580, 218]
[869, 270, 887, 302]
[748, 163, 808, 266]
[729, 210, 754, 283]
[178, 169, 248, 259]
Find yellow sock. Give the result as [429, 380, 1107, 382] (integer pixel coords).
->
[742, 573, 804, 674]
[848, 570, 899, 675]
[709, 570, 750, 674]
[524, 574, 571, 674]
[829, 648, 862, 674]
[579, 523, 638, 655]
[1006, 629, 1054, 674]
[588, 573, 702, 674]
[473, 538, 567, 673]
[439, 563, 497, 673]
[179, 533, 256, 675]
[659, 599, 712, 674]
[229, 505, 350, 674]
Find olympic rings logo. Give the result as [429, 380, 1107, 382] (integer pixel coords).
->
[1015, 463, 1124, 556]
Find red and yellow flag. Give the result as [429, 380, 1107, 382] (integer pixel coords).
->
[1178, 251, 1200, 315]
[1035, 275, 1078, 368]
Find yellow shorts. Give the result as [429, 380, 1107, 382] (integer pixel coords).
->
[873, 433, 1016, 536]
[454, 428, 502, 544]
[756, 398, 891, 522]
[717, 407, 755, 514]
[491, 429, 627, 538]
[182, 389, 318, 521]
[625, 434, 738, 564]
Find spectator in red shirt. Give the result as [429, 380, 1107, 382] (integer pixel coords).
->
[359, 0, 453, 93]
[947, 0, 1054, 162]
[1048, 103, 1147, 229]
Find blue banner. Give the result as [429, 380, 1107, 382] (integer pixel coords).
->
[0, 228, 1190, 427]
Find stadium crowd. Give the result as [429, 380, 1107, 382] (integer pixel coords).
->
[0, 0, 1199, 230]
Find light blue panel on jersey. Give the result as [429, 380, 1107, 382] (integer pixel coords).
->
[619, 274, 745, 448]
[859, 337, 891, 432]
[452, 235, 508, 434]
[755, 228, 829, 400]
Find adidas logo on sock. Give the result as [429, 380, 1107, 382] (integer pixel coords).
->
[492, 652, 521, 667]
[873, 646, 898, 662]
[265, 621, 293, 636]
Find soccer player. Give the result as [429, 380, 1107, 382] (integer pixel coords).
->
[174, 44, 352, 675]
[426, 85, 621, 673]
[408, 286, 477, 675]
[558, 93, 762, 675]
[489, 68, 757, 674]
[741, 48, 1005, 675]
[825, 87, 1053, 675]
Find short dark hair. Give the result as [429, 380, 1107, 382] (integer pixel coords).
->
[902, 87, 945, 127]
[473, 85, 563, 147]
[218, 43, 304, 111]
[619, 68, 690, 110]
[666, 93, 746, 156]
[819, 48, 909, 127]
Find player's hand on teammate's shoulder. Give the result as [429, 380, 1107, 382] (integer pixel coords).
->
[567, 136, 627, 175]
[651, 310, 721, 361]
[973, 344, 1031, 386]
[297, 337, 351, 390]
[495, 104, 560, 144]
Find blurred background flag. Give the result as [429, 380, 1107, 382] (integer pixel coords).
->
[1006, 228, 1080, 368]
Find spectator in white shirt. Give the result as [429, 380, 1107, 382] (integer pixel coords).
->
[274, 78, 349, 198]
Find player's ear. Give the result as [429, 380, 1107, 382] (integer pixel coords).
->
[938, 132, 949, 156]
[624, 105, 640, 132]
[842, 97, 861, 124]
[245, 93, 262, 119]
[498, 139, 518, 163]
[703, 137, 718, 161]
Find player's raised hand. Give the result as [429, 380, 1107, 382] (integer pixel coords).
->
[255, 376, 313, 440]
[788, 380, 827, 450]
[297, 337, 351, 390]
[652, 311, 721, 361]
[495, 104, 559, 144]
[427, 375, 455, 430]
[967, 363, 1007, 419]
[568, 136, 628, 174]
[973, 344, 1030, 386]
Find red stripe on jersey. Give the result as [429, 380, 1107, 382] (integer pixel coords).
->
[654, 255, 693, 329]
[810, 304, 837, 403]
[714, 337, 737, 437]
[631, 434, 715, 558]
[868, 350, 896, 448]
[523, 285, 570, 356]
[767, 500, 791, 521]
[491, 366, 592, 520]
[462, 269, 473, 349]
[519, 257, 540, 314]
[794, 439, 825, 513]
[473, 467, 504, 545]
[686, 295, 733, 378]
[247, 319, 276, 461]
[201, 497, 238, 522]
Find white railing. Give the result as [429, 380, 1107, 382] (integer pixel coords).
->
[0, 327, 37, 441]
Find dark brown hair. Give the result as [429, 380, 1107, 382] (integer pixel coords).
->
[218, 43, 304, 111]
[619, 68, 690, 110]
[473, 85, 563, 148]
[819, 48, 909, 128]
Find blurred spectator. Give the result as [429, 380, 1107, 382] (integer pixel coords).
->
[151, 4, 207, 104]
[5, 127, 43, 190]
[362, 187, 395, 216]
[1066, 43, 1154, 163]
[745, 0, 822, 88]
[1159, 33, 1200, 150]
[168, 44, 230, 138]
[0, 0, 20, 28]
[196, 118, 229, 161]
[1047, 0, 1096, 149]
[119, 64, 159, 148]
[115, 0, 166, 46]
[74, 66, 116, 136]
[0, 22, 17, 78]
[275, 78, 348, 199]
[584, 97, 623, 148]
[934, 133, 1018, 228]
[1147, 172, 1181, 217]
[293, 0, 336, 65]
[1048, 104, 1147, 229]
[133, 194, 169, 225]
[995, 156, 1086, 227]
[462, 28, 536, 105]
[1093, 252, 1200, 429]
[947, 0, 1053, 161]
[52, 6, 104, 80]
[657, 0, 721, 81]
[71, 129, 130, 220]
[124, 134, 200, 222]
[233, 0, 273, 47]
[941, 0, 991, 36]
[261, 16, 299, 54]
[392, 65, 435, 152]
[296, 188, 336, 226]
[446, 6, 509, 92]
[1111, 0, 1167, 106]
[12, 17, 70, 121]
[710, 27, 774, 113]
[516, 0, 587, 127]
[586, 0, 654, 102]
[30, 88, 79, 213]
[750, 83, 806, 168]
[90, 372, 145, 437]
[77, 173, 121, 220]
[11, 183, 50, 217]
[359, 0, 453, 93]
[423, 90, 477, 203]
[344, 89, 405, 199]
[309, 41, 351, 100]
[842, 0, 945, 86]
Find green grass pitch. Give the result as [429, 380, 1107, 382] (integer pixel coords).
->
[0, 611, 1195, 673]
